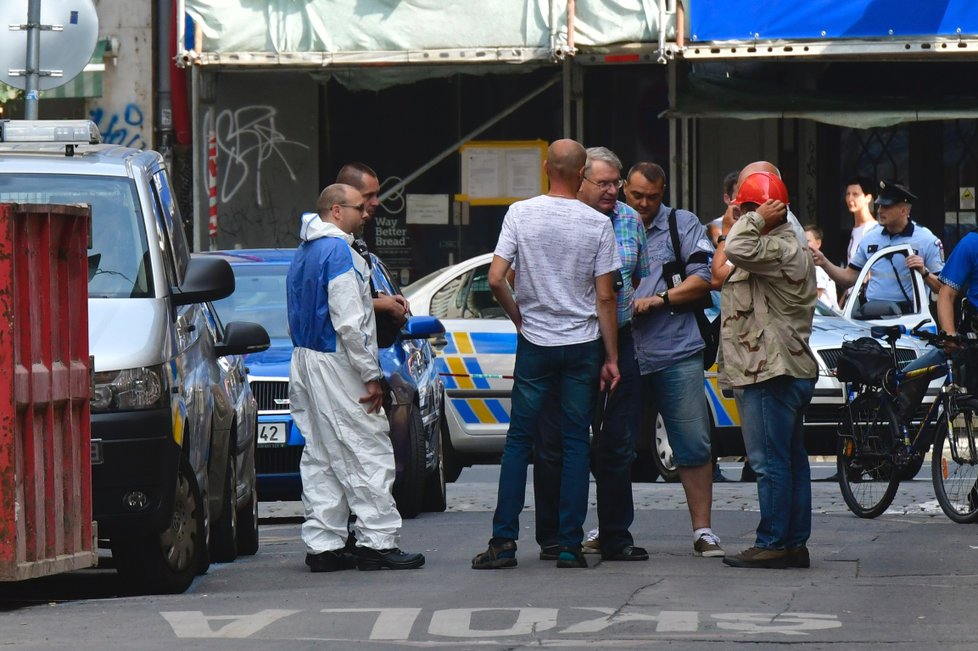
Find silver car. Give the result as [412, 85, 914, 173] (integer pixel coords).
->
[0, 119, 269, 593]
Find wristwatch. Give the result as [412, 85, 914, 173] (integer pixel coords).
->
[921, 269, 931, 278]
[716, 235, 727, 244]
[656, 289, 670, 307]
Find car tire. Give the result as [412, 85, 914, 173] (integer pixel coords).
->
[422, 417, 448, 512]
[210, 450, 239, 563]
[236, 434, 260, 556]
[652, 413, 681, 483]
[440, 411, 464, 484]
[393, 406, 425, 519]
[111, 455, 206, 594]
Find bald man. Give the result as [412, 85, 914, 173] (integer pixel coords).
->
[472, 139, 621, 570]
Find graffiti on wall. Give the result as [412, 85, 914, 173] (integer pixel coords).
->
[89, 103, 148, 149]
[213, 105, 310, 206]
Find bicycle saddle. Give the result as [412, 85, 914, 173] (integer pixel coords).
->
[870, 325, 904, 341]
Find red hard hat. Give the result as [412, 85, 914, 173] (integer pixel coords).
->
[733, 171, 789, 206]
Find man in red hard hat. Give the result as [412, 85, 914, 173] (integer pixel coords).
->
[712, 171, 819, 570]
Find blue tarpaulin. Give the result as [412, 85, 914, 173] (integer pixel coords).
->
[689, 0, 978, 42]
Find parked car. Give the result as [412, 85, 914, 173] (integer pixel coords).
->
[206, 248, 447, 517]
[403, 252, 942, 482]
[0, 119, 270, 593]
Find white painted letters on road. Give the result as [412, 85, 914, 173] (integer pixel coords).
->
[428, 608, 558, 638]
[563, 608, 699, 633]
[320, 608, 422, 640]
[161, 609, 300, 638]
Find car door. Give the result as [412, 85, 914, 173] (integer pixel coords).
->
[841, 243, 935, 332]
[425, 259, 516, 452]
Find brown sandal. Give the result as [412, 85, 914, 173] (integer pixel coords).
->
[471, 538, 517, 569]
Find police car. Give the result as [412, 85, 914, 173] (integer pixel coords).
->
[404, 252, 941, 482]
[839, 243, 936, 331]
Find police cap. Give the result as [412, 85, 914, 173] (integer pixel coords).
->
[875, 180, 917, 206]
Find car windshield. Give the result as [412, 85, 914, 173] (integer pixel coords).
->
[0, 173, 152, 298]
[212, 264, 290, 339]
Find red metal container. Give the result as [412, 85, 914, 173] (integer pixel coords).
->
[0, 203, 96, 581]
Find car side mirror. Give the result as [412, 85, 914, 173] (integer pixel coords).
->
[215, 321, 270, 357]
[401, 315, 445, 339]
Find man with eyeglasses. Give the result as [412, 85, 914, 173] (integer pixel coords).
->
[532, 146, 651, 563]
[626, 161, 726, 559]
[336, 162, 410, 346]
[287, 183, 425, 573]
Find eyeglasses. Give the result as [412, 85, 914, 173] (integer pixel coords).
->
[337, 203, 366, 213]
[584, 177, 624, 191]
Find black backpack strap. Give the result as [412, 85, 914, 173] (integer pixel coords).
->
[668, 208, 686, 281]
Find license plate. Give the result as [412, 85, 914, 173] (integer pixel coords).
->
[258, 422, 288, 446]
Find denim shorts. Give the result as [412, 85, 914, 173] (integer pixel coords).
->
[642, 351, 712, 467]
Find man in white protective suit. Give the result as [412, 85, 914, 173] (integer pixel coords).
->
[287, 182, 425, 573]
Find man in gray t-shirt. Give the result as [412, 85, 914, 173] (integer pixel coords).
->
[472, 139, 621, 570]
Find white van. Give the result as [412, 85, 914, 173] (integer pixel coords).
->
[0, 120, 269, 593]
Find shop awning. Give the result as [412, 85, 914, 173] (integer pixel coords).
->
[43, 38, 110, 99]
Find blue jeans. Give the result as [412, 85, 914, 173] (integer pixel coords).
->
[643, 351, 712, 467]
[534, 325, 641, 554]
[734, 376, 817, 550]
[492, 335, 603, 547]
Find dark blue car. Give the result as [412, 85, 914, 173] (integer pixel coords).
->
[206, 249, 447, 518]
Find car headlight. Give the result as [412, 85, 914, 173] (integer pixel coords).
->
[91, 365, 169, 412]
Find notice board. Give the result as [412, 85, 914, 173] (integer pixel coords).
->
[456, 140, 548, 206]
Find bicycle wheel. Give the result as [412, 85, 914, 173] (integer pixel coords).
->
[931, 394, 978, 524]
[837, 392, 901, 518]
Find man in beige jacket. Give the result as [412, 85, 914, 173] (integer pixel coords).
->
[711, 170, 818, 570]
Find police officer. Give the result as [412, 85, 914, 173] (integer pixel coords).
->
[812, 180, 944, 311]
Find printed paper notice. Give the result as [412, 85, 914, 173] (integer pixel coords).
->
[465, 150, 501, 198]
[406, 194, 449, 225]
[506, 149, 542, 198]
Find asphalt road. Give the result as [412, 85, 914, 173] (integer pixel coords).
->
[2, 463, 977, 650]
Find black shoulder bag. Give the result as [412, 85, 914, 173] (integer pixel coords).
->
[662, 208, 720, 370]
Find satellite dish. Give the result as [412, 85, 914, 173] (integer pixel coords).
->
[0, 0, 99, 91]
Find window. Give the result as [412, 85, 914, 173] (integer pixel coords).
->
[211, 264, 290, 339]
[428, 263, 508, 319]
[0, 173, 152, 299]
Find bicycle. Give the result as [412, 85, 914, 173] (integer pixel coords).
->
[835, 322, 978, 523]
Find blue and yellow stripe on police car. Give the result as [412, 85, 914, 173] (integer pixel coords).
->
[451, 398, 511, 425]
[704, 376, 740, 428]
[439, 331, 517, 356]
[437, 356, 493, 389]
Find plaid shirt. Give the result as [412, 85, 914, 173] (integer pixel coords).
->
[610, 201, 650, 326]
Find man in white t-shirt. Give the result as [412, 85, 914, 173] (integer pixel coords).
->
[471, 139, 621, 570]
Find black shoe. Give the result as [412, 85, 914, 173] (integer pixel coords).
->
[305, 550, 355, 573]
[472, 538, 517, 569]
[539, 545, 561, 561]
[356, 547, 425, 571]
[556, 546, 588, 568]
[601, 545, 649, 561]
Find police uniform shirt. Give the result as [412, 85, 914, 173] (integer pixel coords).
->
[849, 220, 944, 304]
[939, 231, 978, 307]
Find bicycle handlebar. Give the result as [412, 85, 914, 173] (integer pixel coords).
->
[869, 319, 978, 349]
